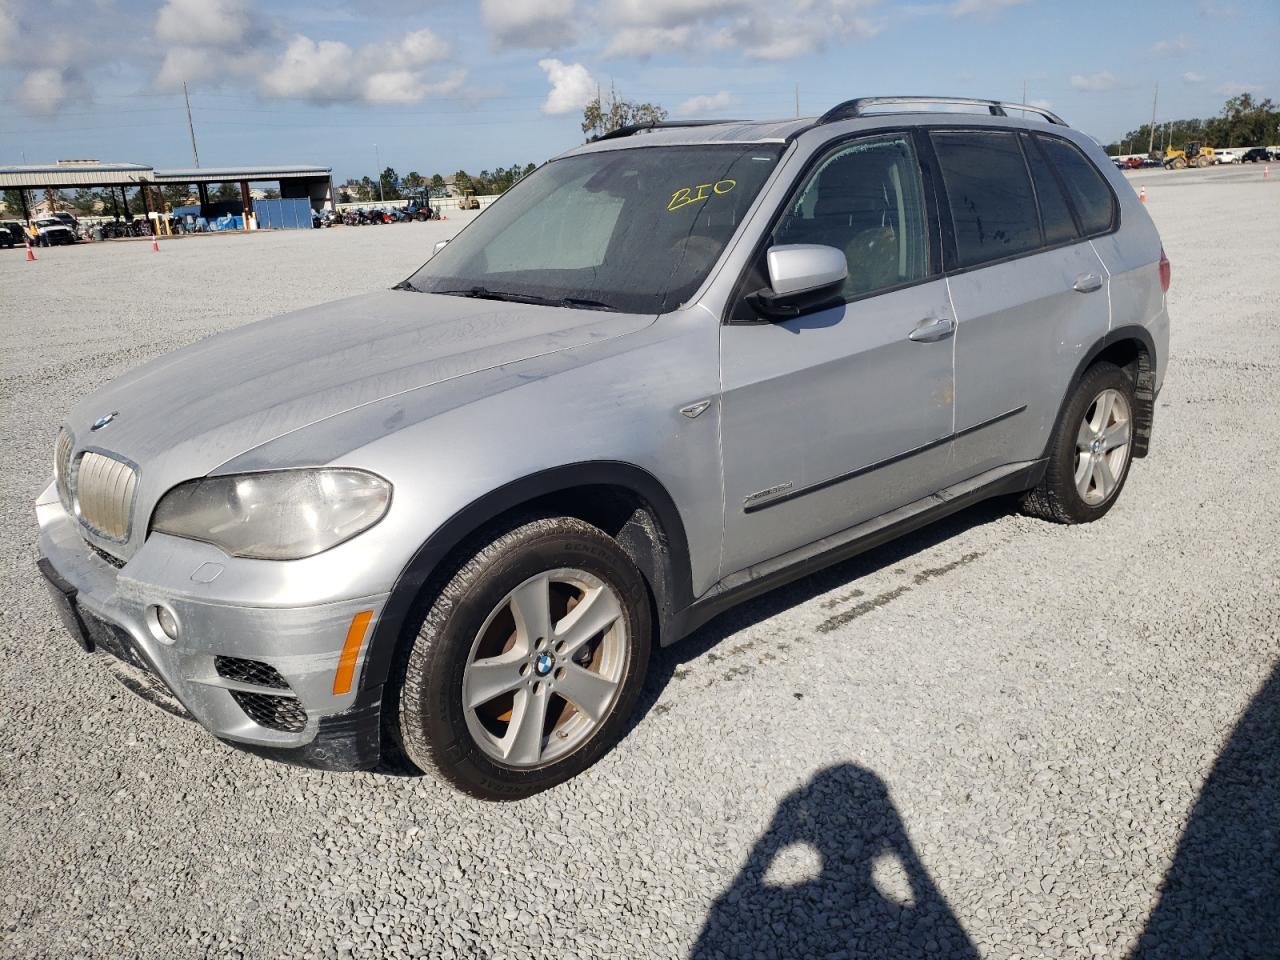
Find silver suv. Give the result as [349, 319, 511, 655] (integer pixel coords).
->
[36, 97, 1170, 798]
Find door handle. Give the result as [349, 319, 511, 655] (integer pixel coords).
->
[1073, 273, 1103, 293]
[908, 316, 956, 343]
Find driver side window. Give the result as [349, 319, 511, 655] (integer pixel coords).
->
[773, 134, 930, 299]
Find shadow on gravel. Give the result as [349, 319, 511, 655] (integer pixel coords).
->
[1130, 663, 1280, 959]
[690, 764, 977, 960]
[632, 498, 1013, 729]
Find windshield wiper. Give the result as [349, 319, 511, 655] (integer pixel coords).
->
[436, 286, 616, 311]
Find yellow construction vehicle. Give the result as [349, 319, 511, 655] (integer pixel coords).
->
[458, 191, 480, 210]
[1163, 142, 1216, 169]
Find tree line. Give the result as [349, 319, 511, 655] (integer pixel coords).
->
[337, 164, 538, 203]
[1106, 93, 1279, 155]
[3, 183, 278, 218]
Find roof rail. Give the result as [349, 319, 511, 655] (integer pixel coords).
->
[589, 119, 746, 143]
[816, 96, 1067, 127]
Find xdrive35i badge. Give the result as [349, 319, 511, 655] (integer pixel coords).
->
[91, 412, 117, 431]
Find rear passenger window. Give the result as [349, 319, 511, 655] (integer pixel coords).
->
[932, 131, 1041, 267]
[1023, 135, 1079, 246]
[1037, 135, 1117, 236]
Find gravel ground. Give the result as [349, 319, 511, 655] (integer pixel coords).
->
[2, 167, 1278, 960]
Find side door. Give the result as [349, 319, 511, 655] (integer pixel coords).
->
[718, 132, 957, 579]
[928, 128, 1112, 475]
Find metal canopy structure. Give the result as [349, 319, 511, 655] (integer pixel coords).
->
[151, 164, 331, 184]
[1, 160, 336, 224]
[0, 162, 154, 190]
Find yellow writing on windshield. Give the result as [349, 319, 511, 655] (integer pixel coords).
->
[668, 179, 736, 212]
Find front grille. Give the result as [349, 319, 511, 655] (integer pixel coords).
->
[215, 656, 289, 689]
[216, 656, 306, 732]
[54, 430, 74, 511]
[75, 451, 138, 541]
[230, 691, 307, 733]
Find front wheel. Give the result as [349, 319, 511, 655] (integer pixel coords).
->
[1020, 362, 1136, 524]
[391, 516, 652, 799]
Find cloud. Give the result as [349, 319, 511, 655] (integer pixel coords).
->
[481, 0, 576, 48]
[259, 29, 457, 104]
[678, 90, 734, 115]
[603, 26, 693, 57]
[1151, 36, 1191, 56]
[538, 58, 596, 114]
[1215, 80, 1261, 95]
[0, 0, 17, 64]
[155, 0, 253, 47]
[1027, 98, 1052, 109]
[1197, 1, 1237, 17]
[1070, 70, 1119, 92]
[1182, 71, 1204, 83]
[16, 67, 82, 114]
[950, 0, 1026, 17]
[604, 0, 749, 26]
[598, 0, 880, 61]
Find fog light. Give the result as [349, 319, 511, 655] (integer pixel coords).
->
[149, 605, 180, 645]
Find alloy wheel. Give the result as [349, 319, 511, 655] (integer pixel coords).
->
[461, 568, 629, 768]
[1074, 387, 1132, 506]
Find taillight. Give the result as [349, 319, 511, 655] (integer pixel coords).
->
[1158, 246, 1171, 292]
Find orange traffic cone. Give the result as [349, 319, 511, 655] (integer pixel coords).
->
[1139, 185, 1146, 204]
[151, 234, 159, 252]
[1265, 166, 1271, 180]
[25, 238, 36, 261]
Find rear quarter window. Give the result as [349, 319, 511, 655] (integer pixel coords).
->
[931, 130, 1041, 268]
[1036, 135, 1117, 236]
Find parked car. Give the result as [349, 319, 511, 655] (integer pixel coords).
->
[1240, 147, 1274, 163]
[32, 218, 76, 246]
[36, 96, 1170, 799]
[0, 220, 24, 247]
[1214, 149, 1241, 164]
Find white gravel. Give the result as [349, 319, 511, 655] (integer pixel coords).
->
[2, 167, 1278, 960]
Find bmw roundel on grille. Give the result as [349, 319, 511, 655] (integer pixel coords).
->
[91, 412, 118, 431]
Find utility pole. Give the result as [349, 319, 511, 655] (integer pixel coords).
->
[374, 143, 384, 202]
[1147, 82, 1158, 155]
[1022, 79, 1027, 104]
[183, 81, 200, 168]
[795, 82, 800, 118]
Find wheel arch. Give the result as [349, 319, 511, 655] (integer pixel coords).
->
[1066, 324, 1157, 458]
[360, 461, 694, 700]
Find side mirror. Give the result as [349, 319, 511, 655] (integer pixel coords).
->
[433, 239, 449, 254]
[749, 244, 847, 319]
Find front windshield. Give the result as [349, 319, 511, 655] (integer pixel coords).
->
[406, 143, 785, 314]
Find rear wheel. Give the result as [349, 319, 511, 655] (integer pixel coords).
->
[1020, 362, 1136, 524]
[391, 517, 652, 799]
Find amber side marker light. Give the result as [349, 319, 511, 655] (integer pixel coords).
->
[333, 611, 374, 695]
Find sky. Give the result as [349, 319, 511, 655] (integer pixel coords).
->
[1, 0, 1277, 183]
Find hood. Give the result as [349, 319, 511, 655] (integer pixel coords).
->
[67, 289, 653, 476]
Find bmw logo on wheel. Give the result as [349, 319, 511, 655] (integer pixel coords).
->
[534, 652, 555, 676]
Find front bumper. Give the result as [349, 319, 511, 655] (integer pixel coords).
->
[35, 481, 390, 770]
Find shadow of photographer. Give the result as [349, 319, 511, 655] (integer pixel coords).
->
[691, 763, 977, 960]
[1130, 661, 1280, 959]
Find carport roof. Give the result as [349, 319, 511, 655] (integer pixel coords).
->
[152, 164, 331, 183]
[0, 162, 154, 188]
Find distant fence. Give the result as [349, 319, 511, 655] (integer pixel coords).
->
[334, 195, 498, 213]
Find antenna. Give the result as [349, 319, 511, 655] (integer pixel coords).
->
[184, 81, 200, 168]
[1147, 82, 1158, 156]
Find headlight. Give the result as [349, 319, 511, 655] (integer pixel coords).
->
[151, 468, 391, 560]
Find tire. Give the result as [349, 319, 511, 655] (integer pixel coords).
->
[390, 516, 652, 800]
[1019, 362, 1137, 525]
